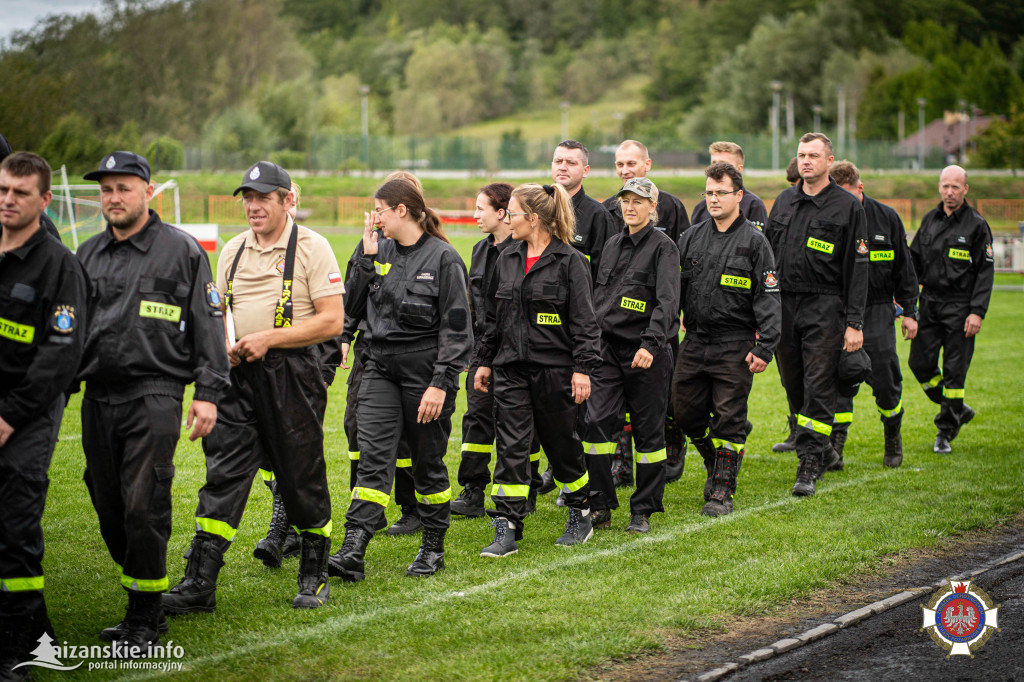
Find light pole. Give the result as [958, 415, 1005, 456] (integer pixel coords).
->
[360, 84, 370, 166]
[958, 99, 967, 165]
[837, 85, 845, 157]
[613, 112, 625, 142]
[560, 101, 570, 141]
[812, 104, 823, 132]
[917, 97, 927, 170]
[771, 80, 782, 171]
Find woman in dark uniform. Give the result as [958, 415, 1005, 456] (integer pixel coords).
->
[328, 178, 472, 580]
[474, 183, 601, 557]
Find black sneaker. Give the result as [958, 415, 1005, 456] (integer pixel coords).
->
[625, 514, 650, 533]
[386, 511, 423, 536]
[555, 508, 593, 546]
[933, 432, 952, 454]
[480, 518, 518, 557]
[451, 484, 486, 517]
[591, 508, 612, 529]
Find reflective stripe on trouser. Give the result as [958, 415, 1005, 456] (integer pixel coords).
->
[259, 468, 275, 482]
[491, 364, 589, 522]
[195, 349, 332, 539]
[774, 292, 843, 463]
[585, 339, 671, 515]
[458, 363, 497, 487]
[711, 439, 743, 453]
[347, 346, 455, 533]
[82, 394, 181, 593]
[909, 298, 974, 435]
[0, 397, 62, 619]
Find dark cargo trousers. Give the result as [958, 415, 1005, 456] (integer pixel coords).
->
[908, 299, 975, 437]
[195, 349, 332, 542]
[346, 346, 456, 533]
[672, 337, 754, 454]
[583, 340, 671, 515]
[82, 392, 181, 593]
[490, 364, 589, 523]
[774, 293, 845, 464]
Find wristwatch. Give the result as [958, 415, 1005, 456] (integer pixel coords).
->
[847, 320, 863, 331]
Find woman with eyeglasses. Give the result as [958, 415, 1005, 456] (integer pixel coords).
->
[328, 177, 472, 581]
[473, 183, 601, 556]
[581, 177, 680, 534]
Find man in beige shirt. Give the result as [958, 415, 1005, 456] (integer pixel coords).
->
[164, 161, 344, 612]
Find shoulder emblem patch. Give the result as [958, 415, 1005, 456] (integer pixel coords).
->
[51, 305, 76, 334]
[328, 271, 342, 284]
[764, 271, 779, 288]
[985, 244, 994, 260]
[205, 282, 222, 309]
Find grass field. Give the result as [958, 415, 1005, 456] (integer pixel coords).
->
[37, 232, 1024, 681]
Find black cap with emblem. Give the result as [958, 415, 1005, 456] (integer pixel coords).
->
[837, 348, 872, 397]
[83, 151, 152, 182]
[233, 161, 291, 196]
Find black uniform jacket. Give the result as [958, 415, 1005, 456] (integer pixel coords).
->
[593, 222, 680, 353]
[910, 200, 994, 318]
[603, 188, 690, 244]
[475, 238, 601, 375]
[678, 215, 782, 364]
[346, 232, 472, 391]
[765, 178, 868, 327]
[76, 210, 229, 404]
[0, 226, 88, 429]
[691, 190, 769, 232]
[469, 232, 513, 344]
[861, 195, 919, 314]
[570, 186, 615, 277]
[341, 240, 370, 345]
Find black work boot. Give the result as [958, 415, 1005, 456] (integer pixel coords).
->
[293, 533, 330, 609]
[883, 412, 904, 468]
[163, 532, 227, 615]
[407, 527, 446, 577]
[253, 481, 290, 568]
[100, 590, 170, 642]
[692, 436, 716, 502]
[538, 464, 556, 495]
[387, 508, 423, 536]
[327, 527, 372, 582]
[664, 421, 685, 483]
[281, 528, 301, 557]
[110, 592, 163, 658]
[450, 483, 486, 517]
[480, 518, 518, 557]
[818, 443, 841, 480]
[526, 486, 537, 514]
[950, 404, 975, 441]
[611, 426, 634, 487]
[827, 427, 847, 471]
[791, 455, 818, 497]
[702, 449, 737, 517]
[556, 508, 594, 546]
[933, 432, 952, 454]
[773, 415, 798, 452]
[1, 614, 49, 681]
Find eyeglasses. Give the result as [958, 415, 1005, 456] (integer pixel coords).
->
[701, 190, 739, 200]
[505, 211, 530, 222]
[373, 205, 396, 216]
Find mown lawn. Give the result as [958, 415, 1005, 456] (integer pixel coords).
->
[37, 232, 1024, 680]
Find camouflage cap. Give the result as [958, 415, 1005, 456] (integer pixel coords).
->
[615, 176, 657, 199]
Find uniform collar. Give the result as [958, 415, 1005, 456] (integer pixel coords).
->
[244, 215, 294, 251]
[0, 223, 48, 261]
[623, 221, 653, 245]
[571, 185, 589, 208]
[794, 177, 839, 208]
[97, 209, 162, 253]
[937, 200, 971, 222]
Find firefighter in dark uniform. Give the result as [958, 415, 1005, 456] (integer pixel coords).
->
[474, 183, 602, 556]
[165, 161, 343, 612]
[0, 153, 87, 677]
[600, 140, 689, 486]
[584, 177, 679, 533]
[674, 162, 781, 516]
[690, 142, 769, 230]
[75, 151, 228, 648]
[764, 133, 868, 497]
[827, 162, 919, 469]
[909, 165, 993, 454]
[328, 178, 471, 581]
[0, 136, 61, 243]
[537, 140, 614, 498]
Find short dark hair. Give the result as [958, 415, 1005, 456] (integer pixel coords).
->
[0, 151, 51, 194]
[830, 160, 860, 187]
[556, 139, 589, 164]
[799, 132, 833, 155]
[786, 157, 800, 184]
[478, 182, 513, 213]
[705, 161, 743, 192]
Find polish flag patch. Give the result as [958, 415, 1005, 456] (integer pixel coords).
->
[328, 272, 342, 284]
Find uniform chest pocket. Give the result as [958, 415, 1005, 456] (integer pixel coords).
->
[806, 220, 838, 256]
[533, 283, 566, 304]
[400, 282, 439, 328]
[768, 213, 792, 233]
[137, 276, 189, 332]
[720, 256, 753, 293]
[681, 254, 703, 281]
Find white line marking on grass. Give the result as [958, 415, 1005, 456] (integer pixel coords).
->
[59, 434, 81, 441]
[122, 471, 892, 680]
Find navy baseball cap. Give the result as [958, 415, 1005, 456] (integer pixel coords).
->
[84, 151, 151, 182]
[233, 161, 291, 196]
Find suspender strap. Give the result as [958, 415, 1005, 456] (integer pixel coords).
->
[225, 223, 299, 329]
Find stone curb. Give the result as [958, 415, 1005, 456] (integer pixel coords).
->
[679, 547, 1024, 682]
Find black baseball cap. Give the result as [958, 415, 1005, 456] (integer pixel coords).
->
[83, 151, 151, 182]
[233, 161, 291, 196]
[837, 348, 872, 397]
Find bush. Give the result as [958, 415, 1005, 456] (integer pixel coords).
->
[269, 149, 307, 170]
[146, 136, 185, 171]
[38, 113, 105, 174]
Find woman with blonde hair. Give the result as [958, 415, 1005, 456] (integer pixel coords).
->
[474, 183, 601, 556]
